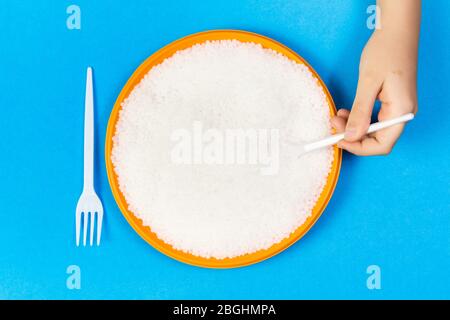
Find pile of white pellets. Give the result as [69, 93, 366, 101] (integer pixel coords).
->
[112, 40, 333, 259]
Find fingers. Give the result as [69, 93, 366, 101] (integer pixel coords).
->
[338, 123, 404, 156]
[331, 108, 350, 133]
[345, 75, 382, 142]
[337, 103, 406, 156]
[338, 137, 381, 156]
[337, 109, 350, 119]
[331, 115, 347, 133]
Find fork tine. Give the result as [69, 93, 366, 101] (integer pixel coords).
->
[83, 212, 88, 246]
[76, 212, 81, 247]
[90, 211, 95, 246]
[97, 212, 103, 246]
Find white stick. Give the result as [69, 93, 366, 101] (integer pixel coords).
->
[303, 113, 415, 153]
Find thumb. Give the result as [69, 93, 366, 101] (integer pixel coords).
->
[345, 76, 381, 141]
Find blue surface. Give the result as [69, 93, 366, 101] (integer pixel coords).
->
[0, 0, 449, 300]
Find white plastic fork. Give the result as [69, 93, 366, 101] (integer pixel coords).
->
[76, 67, 103, 246]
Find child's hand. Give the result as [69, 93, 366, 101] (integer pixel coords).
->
[332, 0, 420, 156]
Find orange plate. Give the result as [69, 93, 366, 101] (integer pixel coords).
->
[105, 30, 342, 268]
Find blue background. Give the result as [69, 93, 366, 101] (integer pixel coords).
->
[0, 0, 448, 299]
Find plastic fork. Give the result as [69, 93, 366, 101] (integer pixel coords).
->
[76, 67, 103, 246]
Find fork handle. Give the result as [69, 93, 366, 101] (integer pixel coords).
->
[83, 67, 94, 192]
